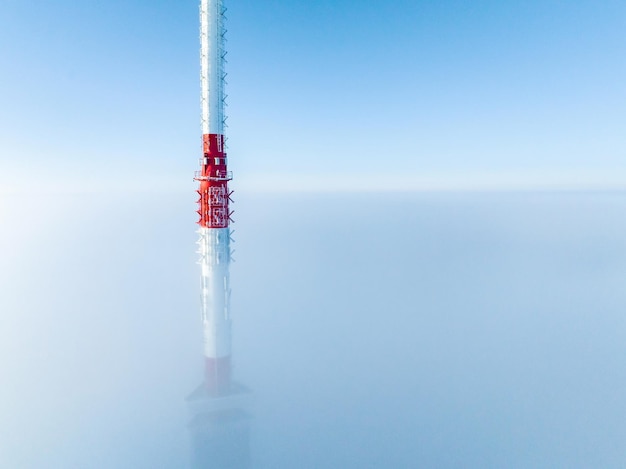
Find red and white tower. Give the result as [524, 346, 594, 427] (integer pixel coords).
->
[188, 3, 251, 467]
[195, 0, 233, 395]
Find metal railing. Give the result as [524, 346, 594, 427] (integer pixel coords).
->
[194, 170, 233, 181]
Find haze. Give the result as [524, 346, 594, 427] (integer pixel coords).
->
[2, 191, 626, 467]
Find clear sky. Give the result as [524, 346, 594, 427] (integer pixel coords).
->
[1, 0, 625, 192]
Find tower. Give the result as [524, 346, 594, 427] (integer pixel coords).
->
[188, 1, 251, 468]
[195, 0, 233, 395]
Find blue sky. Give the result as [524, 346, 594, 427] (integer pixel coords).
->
[1, 0, 625, 192]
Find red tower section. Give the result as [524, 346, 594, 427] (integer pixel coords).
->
[196, 133, 233, 228]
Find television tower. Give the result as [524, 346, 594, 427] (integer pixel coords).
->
[188, 1, 251, 468]
[195, 0, 233, 395]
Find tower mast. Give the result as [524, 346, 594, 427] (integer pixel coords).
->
[196, 0, 232, 394]
[188, 4, 251, 467]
